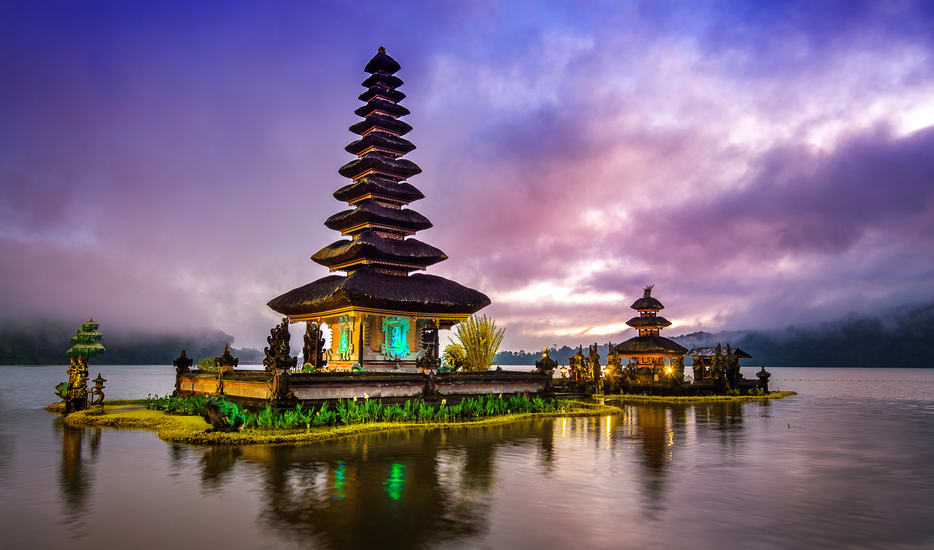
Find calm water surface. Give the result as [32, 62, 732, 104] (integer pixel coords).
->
[1, 366, 932, 549]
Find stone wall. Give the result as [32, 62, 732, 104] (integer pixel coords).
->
[177, 370, 549, 405]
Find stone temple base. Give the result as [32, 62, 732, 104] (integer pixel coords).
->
[177, 369, 550, 408]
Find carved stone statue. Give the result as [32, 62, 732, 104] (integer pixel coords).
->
[269, 367, 291, 402]
[263, 318, 297, 372]
[535, 347, 558, 375]
[64, 356, 89, 414]
[172, 349, 193, 396]
[724, 344, 742, 389]
[569, 345, 585, 382]
[416, 349, 440, 372]
[587, 343, 601, 383]
[535, 348, 558, 393]
[604, 343, 622, 393]
[90, 373, 106, 405]
[756, 366, 771, 393]
[216, 343, 239, 374]
[302, 322, 326, 371]
[423, 367, 441, 400]
[712, 343, 727, 392]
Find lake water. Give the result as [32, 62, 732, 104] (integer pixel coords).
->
[1, 366, 932, 549]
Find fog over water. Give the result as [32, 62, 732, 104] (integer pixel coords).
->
[1, 366, 932, 549]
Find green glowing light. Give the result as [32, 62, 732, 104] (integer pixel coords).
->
[381, 317, 409, 358]
[389, 325, 402, 351]
[339, 329, 349, 355]
[333, 461, 347, 500]
[384, 462, 406, 501]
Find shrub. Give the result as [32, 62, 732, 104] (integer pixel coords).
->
[145, 394, 208, 416]
[197, 358, 217, 372]
[147, 393, 575, 431]
[453, 315, 505, 372]
[441, 343, 466, 372]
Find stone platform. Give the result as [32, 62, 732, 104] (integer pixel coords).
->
[177, 369, 549, 408]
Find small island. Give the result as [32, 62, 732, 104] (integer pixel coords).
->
[47, 48, 792, 446]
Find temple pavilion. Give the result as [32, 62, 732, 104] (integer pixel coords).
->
[268, 47, 490, 371]
[613, 286, 688, 382]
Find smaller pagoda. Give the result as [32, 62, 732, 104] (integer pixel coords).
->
[64, 317, 105, 414]
[614, 286, 687, 383]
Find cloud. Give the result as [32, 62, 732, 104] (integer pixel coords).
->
[1, 1, 932, 350]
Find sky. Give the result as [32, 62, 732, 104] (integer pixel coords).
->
[2, 0, 933, 351]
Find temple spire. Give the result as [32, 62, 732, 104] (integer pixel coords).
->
[312, 46, 447, 277]
[267, 49, 490, 373]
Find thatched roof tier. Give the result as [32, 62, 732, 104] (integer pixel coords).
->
[614, 335, 688, 357]
[626, 316, 672, 328]
[355, 99, 410, 119]
[324, 200, 432, 234]
[349, 114, 413, 137]
[631, 296, 664, 310]
[333, 177, 423, 204]
[312, 232, 447, 271]
[362, 73, 403, 89]
[345, 133, 416, 157]
[630, 285, 665, 310]
[688, 346, 752, 358]
[364, 48, 401, 74]
[359, 87, 406, 103]
[267, 267, 491, 317]
[338, 152, 422, 180]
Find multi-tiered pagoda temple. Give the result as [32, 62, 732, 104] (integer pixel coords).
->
[614, 286, 688, 382]
[268, 47, 490, 371]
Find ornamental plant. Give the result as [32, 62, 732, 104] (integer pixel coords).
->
[145, 393, 573, 431]
[441, 343, 466, 372]
[453, 315, 505, 372]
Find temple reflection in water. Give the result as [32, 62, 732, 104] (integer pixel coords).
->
[56, 403, 754, 549]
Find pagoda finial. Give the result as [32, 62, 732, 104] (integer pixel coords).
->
[644, 285, 654, 298]
[378, 46, 386, 54]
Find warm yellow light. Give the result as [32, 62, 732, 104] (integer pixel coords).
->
[665, 367, 672, 375]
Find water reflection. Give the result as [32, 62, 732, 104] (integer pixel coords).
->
[31, 368, 934, 549]
[199, 446, 242, 487]
[51, 405, 756, 547]
[225, 429, 501, 548]
[59, 423, 95, 506]
[56, 422, 101, 533]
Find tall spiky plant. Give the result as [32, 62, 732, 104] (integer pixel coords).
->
[453, 315, 505, 372]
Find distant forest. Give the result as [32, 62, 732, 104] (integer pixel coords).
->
[2, 302, 931, 367]
[494, 302, 934, 368]
[0, 319, 263, 365]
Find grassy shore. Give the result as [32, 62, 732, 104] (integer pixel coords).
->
[50, 400, 622, 446]
[593, 391, 797, 403]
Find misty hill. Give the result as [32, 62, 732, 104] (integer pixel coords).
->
[495, 302, 934, 368]
[0, 319, 263, 365]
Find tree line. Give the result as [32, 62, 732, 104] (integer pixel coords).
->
[0, 319, 263, 365]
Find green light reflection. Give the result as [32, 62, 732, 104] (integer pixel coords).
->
[384, 462, 406, 501]
[333, 461, 347, 500]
